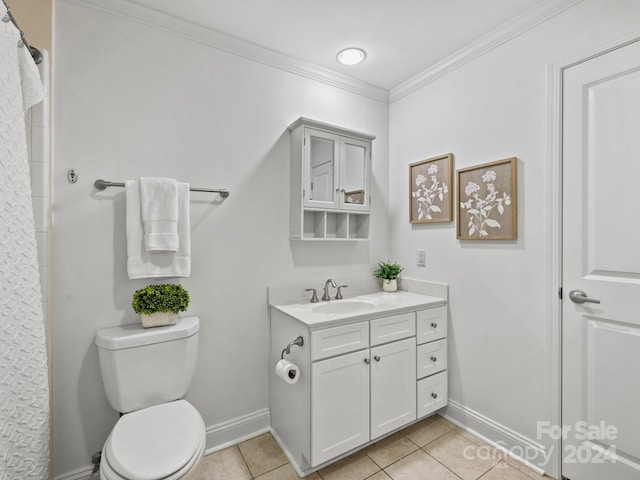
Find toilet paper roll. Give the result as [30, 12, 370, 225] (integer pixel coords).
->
[275, 359, 300, 384]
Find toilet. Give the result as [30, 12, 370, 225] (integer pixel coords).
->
[95, 316, 205, 480]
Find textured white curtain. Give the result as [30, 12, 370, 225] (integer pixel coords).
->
[0, 5, 49, 479]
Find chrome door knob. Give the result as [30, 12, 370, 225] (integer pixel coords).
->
[431, 393, 438, 399]
[431, 322, 438, 328]
[569, 289, 601, 304]
[431, 356, 437, 362]
[374, 355, 381, 362]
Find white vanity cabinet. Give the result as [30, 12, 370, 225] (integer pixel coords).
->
[269, 298, 447, 476]
[416, 307, 448, 417]
[288, 118, 374, 240]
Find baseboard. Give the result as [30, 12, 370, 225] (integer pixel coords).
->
[53, 465, 95, 480]
[443, 399, 548, 476]
[204, 408, 271, 454]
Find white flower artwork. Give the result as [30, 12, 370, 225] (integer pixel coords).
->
[409, 153, 453, 224]
[457, 158, 517, 240]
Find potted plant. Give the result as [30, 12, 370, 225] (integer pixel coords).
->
[132, 283, 190, 328]
[373, 261, 403, 292]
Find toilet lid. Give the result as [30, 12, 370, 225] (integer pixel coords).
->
[106, 400, 205, 480]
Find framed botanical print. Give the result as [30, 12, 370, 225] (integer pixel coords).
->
[456, 157, 517, 240]
[409, 153, 453, 224]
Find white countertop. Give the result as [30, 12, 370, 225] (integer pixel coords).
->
[270, 290, 446, 328]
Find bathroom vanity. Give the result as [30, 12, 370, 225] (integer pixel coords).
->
[269, 289, 447, 475]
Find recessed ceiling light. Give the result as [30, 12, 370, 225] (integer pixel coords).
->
[337, 48, 366, 66]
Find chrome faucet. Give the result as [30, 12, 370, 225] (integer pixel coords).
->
[322, 279, 337, 301]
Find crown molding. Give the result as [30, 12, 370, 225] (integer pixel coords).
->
[389, 0, 583, 103]
[61, 0, 390, 104]
[61, 0, 583, 106]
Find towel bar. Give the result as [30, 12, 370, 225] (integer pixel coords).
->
[94, 179, 230, 198]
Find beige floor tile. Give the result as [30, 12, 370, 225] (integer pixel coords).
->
[402, 415, 456, 447]
[193, 446, 251, 480]
[366, 471, 393, 480]
[254, 462, 321, 480]
[318, 451, 381, 480]
[424, 431, 500, 480]
[384, 449, 461, 480]
[365, 432, 418, 468]
[478, 462, 536, 480]
[238, 432, 289, 477]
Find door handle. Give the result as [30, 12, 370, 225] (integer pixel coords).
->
[569, 289, 601, 304]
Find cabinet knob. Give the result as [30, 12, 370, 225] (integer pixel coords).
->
[431, 322, 438, 328]
[374, 355, 381, 362]
[430, 356, 437, 362]
[431, 393, 438, 399]
[364, 358, 371, 365]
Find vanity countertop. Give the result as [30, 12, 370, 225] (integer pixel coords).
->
[270, 290, 446, 328]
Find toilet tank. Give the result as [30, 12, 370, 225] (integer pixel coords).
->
[95, 316, 199, 413]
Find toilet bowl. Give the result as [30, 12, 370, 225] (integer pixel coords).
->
[100, 400, 206, 480]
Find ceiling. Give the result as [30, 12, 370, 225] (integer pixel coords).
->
[124, 0, 544, 91]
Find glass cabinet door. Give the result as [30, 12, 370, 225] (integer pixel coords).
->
[340, 138, 370, 211]
[304, 129, 340, 208]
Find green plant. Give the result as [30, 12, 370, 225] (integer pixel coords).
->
[132, 284, 190, 315]
[373, 261, 403, 280]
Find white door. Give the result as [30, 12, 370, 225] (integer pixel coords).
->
[370, 337, 416, 439]
[562, 39, 640, 480]
[310, 349, 370, 466]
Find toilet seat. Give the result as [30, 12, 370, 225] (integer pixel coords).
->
[101, 400, 205, 480]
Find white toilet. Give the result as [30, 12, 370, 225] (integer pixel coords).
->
[95, 316, 205, 480]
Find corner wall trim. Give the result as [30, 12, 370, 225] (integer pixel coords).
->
[443, 400, 548, 476]
[204, 408, 271, 454]
[59, 0, 389, 104]
[389, 0, 583, 103]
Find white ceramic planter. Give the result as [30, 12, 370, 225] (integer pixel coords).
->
[382, 279, 398, 292]
[140, 311, 178, 328]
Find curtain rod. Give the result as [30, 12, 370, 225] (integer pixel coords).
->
[94, 179, 230, 198]
[1, 0, 43, 65]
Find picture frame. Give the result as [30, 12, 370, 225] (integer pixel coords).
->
[456, 157, 517, 240]
[409, 153, 453, 224]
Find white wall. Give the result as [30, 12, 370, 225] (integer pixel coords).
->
[52, 1, 389, 476]
[388, 0, 640, 475]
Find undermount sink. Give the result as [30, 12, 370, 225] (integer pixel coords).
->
[312, 300, 376, 315]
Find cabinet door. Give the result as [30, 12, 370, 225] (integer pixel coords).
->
[304, 128, 340, 209]
[370, 338, 416, 439]
[339, 137, 370, 212]
[311, 349, 370, 466]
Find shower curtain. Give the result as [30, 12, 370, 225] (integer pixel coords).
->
[0, 4, 49, 480]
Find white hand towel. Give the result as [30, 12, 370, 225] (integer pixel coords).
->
[140, 177, 179, 252]
[126, 180, 191, 279]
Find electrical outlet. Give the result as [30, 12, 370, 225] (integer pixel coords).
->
[416, 249, 426, 267]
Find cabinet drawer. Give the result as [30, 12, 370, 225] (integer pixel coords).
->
[417, 371, 448, 418]
[311, 322, 369, 361]
[370, 312, 416, 346]
[416, 307, 447, 345]
[417, 339, 447, 379]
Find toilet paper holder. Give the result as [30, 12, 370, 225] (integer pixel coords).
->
[281, 336, 304, 359]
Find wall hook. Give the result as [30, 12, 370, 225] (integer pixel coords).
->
[67, 169, 78, 184]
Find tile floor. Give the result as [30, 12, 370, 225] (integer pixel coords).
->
[193, 415, 552, 480]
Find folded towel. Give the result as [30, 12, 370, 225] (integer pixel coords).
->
[140, 177, 179, 252]
[126, 180, 191, 279]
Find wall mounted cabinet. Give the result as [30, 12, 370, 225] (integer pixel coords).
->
[289, 118, 375, 240]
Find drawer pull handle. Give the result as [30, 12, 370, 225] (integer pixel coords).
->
[430, 356, 437, 362]
[364, 358, 371, 365]
[431, 393, 438, 399]
[431, 322, 438, 328]
[374, 355, 381, 362]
